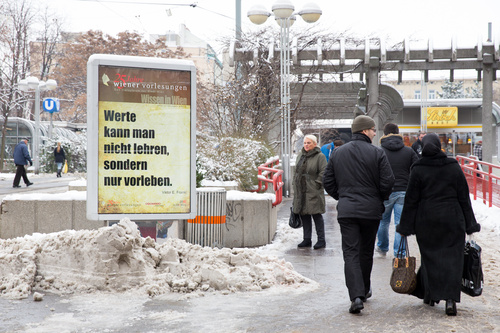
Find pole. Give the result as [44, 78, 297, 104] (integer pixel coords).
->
[482, 52, 494, 163]
[34, 87, 40, 174]
[49, 112, 53, 139]
[367, 57, 380, 144]
[420, 70, 428, 134]
[235, 0, 241, 40]
[285, 21, 291, 197]
[279, 18, 291, 197]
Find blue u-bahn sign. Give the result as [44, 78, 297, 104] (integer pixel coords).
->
[43, 98, 60, 113]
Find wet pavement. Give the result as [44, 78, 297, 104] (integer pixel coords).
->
[1, 195, 500, 332]
[0, 173, 81, 199]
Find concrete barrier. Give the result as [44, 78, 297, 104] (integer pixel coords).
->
[0, 190, 278, 248]
[223, 191, 277, 248]
[0, 192, 105, 239]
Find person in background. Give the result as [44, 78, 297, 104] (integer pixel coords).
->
[411, 131, 426, 158]
[473, 140, 482, 161]
[376, 123, 418, 257]
[293, 134, 327, 250]
[12, 137, 33, 188]
[54, 142, 66, 177]
[333, 139, 344, 150]
[397, 133, 480, 316]
[323, 115, 394, 314]
[320, 140, 334, 163]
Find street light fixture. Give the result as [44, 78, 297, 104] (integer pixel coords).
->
[18, 76, 58, 174]
[248, 0, 321, 197]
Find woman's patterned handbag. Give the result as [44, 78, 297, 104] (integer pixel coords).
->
[390, 236, 417, 294]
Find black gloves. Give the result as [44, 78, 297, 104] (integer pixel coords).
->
[29, 161, 33, 166]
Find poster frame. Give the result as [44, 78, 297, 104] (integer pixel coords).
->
[86, 54, 197, 221]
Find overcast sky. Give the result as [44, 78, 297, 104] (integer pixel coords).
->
[40, 0, 500, 50]
[37, 0, 500, 81]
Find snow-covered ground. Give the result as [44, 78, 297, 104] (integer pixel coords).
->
[0, 191, 498, 332]
[0, 193, 498, 300]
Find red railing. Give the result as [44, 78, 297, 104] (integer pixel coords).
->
[456, 155, 500, 208]
[251, 156, 284, 207]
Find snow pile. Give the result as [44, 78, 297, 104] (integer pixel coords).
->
[471, 197, 500, 235]
[226, 190, 275, 202]
[68, 178, 87, 187]
[0, 219, 315, 300]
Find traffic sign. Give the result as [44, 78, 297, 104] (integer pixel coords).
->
[43, 98, 60, 113]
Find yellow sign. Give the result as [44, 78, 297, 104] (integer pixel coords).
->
[427, 107, 458, 127]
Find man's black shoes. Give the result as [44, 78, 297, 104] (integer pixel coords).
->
[26, 182, 33, 187]
[349, 297, 364, 314]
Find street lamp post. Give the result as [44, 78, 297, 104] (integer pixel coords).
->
[18, 76, 58, 174]
[248, 1, 321, 197]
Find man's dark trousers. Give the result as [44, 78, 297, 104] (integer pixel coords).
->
[13, 164, 29, 186]
[338, 218, 380, 301]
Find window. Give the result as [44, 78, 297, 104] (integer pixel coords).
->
[429, 90, 436, 99]
[414, 90, 421, 99]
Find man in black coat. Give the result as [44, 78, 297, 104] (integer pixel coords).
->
[376, 123, 418, 257]
[323, 115, 394, 314]
[411, 131, 426, 158]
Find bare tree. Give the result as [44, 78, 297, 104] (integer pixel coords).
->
[53, 30, 188, 123]
[0, 0, 36, 171]
[199, 26, 364, 148]
[30, 7, 64, 81]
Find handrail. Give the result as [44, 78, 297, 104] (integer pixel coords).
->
[456, 155, 500, 208]
[251, 156, 284, 207]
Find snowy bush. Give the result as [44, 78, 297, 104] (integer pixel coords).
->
[40, 132, 87, 173]
[196, 134, 274, 190]
[37, 131, 272, 188]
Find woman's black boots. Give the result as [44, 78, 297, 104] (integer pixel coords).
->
[445, 299, 457, 316]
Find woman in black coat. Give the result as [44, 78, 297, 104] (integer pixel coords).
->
[54, 142, 66, 177]
[397, 133, 480, 316]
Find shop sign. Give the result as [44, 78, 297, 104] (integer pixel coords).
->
[427, 107, 458, 127]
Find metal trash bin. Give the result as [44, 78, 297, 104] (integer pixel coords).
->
[186, 188, 226, 247]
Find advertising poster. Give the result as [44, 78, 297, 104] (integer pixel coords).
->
[87, 55, 196, 220]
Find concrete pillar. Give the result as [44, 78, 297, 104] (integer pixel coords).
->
[368, 57, 381, 144]
[482, 53, 494, 163]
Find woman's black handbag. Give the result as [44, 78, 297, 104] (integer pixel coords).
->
[288, 207, 302, 229]
[462, 239, 483, 297]
[390, 236, 417, 294]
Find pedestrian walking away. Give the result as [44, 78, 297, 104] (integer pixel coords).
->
[12, 137, 33, 188]
[293, 134, 327, 250]
[54, 142, 66, 177]
[473, 140, 482, 161]
[376, 123, 418, 257]
[397, 133, 481, 316]
[411, 131, 426, 159]
[323, 115, 394, 314]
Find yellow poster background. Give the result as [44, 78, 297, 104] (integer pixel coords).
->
[98, 101, 191, 214]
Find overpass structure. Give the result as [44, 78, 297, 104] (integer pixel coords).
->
[229, 38, 500, 162]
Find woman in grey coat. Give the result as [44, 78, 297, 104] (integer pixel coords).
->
[292, 134, 327, 249]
